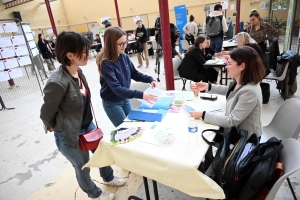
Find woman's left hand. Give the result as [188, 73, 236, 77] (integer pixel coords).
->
[189, 111, 203, 119]
[150, 81, 157, 88]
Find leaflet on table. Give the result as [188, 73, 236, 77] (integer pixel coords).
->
[137, 86, 165, 108]
[165, 91, 194, 101]
[8, 68, 23, 79]
[110, 127, 145, 146]
[0, 37, 13, 48]
[2, 22, 18, 33]
[11, 35, 26, 46]
[127, 109, 168, 122]
[168, 100, 184, 113]
[14, 46, 29, 56]
[0, 71, 10, 82]
[3, 58, 19, 69]
[17, 56, 31, 66]
[184, 101, 222, 113]
[0, 47, 16, 58]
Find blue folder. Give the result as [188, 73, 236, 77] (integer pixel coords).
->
[128, 109, 168, 122]
[139, 97, 173, 110]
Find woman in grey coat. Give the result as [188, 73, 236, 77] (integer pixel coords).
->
[190, 46, 265, 171]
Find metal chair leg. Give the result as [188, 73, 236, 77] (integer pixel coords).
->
[287, 177, 297, 200]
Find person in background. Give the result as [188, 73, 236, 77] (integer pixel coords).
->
[190, 46, 265, 172]
[48, 41, 56, 59]
[96, 26, 157, 127]
[38, 33, 56, 72]
[203, 4, 228, 53]
[177, 36, 218, 83]
[243, 22, 249, 32]
[203, 37, 215, 60]
[127, 31, 135, 41]
[93, 34, 102, 54]
[248, 9, 279, 54]
[40, 31, 126, 200]
[135, 20, 149, 68]
[183, 15, 198, 45]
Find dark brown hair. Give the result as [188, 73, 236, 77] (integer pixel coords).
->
[249, 9, 260, 19]
[214, 4, 222, 11]
[229, 46, 265, 84]
[185, 36, 206, 55]
[55, 31, 90, 66]
[189, 15, 194, 22]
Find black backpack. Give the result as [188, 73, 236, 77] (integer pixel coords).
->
[206, 15, 223, 37]
[237, 137, 284, 200]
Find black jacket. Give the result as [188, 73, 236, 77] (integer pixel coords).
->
[246, 43, 270, 75]
[136, 25, 148, 43]
[277, 50, 300, 86]
[38, 39, 52, 59]
[268, 37, 280, 70]
[177, 46, 206, 80]
[204, 47, 215, 60]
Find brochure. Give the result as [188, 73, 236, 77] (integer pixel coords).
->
[110, 127, 145, 145]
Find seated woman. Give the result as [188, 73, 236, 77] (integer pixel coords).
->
[203, 37, 215, 61]
[190, 46, 265, 171]
[177, 36, 218, 83]
[219, 32, 270, 75]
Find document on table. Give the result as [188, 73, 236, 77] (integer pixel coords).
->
[3, 58, 19, 69]
[11, 35, 26, 46]
[14, 46, 29, 56]
[192, 100, 222, 112]
[0, 37, 13, 48]
[0, 71, 10, 82]
[8, 68, 23, 79]
[0, 47, 16, 58]
[0, 61, 5, 70]
[165, 91, 194, 101]
[17, 56, 31, 66]
[137, 86, 165, 108]
[2, 22, 18, 33]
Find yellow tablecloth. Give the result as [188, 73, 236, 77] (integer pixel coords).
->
[84, 95, 226, 199]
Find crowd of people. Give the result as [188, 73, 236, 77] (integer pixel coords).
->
[39, 3, 282, 200]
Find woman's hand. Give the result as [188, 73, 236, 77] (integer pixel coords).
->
[190, 82, 209, 92]
[150, 81, 157, 88]
[190, 111, 203, 119]
[143, 93, 158, 104]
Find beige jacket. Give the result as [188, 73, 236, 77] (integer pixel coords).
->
[204, 81, 263, 138]
[183, 21, 198, 36]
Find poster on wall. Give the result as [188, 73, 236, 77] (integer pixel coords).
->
[221, 1, 228, 9]
[133, 16, 141, 23]
[174, 4, 188, 52]
[272, 0, 287, 10]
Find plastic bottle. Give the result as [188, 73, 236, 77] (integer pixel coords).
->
[188, 117, 198, 144]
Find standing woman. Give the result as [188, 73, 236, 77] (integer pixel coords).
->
[183, 15, 198, 45]
[40, 31, 125, 200]
[97, 27, 157, 127]
[38, 33, 56, 72]
[248, 9, 279, 53]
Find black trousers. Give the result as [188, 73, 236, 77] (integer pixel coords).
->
[193, 67, 218, 83]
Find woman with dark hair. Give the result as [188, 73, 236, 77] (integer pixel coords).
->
[203, 37, 215, 60]
[190, 46, 265, 171]
[183, 15, 198, 45]
[40, 31, 125, 200]
[97, 26, 157, 127]
[248, 9, 279, 53]
[38, 33, 56, 72]
[177, 36, 218, 83]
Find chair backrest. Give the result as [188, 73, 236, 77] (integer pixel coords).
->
[265, 62, 289, 81]
[130, 82, 150, 110]
[172, 56, 182, 79]
[151, 40, 161, 50]
[266, 98, 300, 140]
[181, 40, 190, 50]
[265, 138, 300, 200]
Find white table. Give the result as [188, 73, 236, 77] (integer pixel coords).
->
[204, 57, 230, 85]
[84, 93, 226, 199]
[222, 41, 237, 50]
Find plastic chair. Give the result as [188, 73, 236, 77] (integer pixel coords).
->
[180, 40, 190, 51]
[263, 62, 289, 99]
[265, 138, 300, 200]
[172, 56, 187, 91]
[129, 82, 150, 110]
[260, 98, 300, 143]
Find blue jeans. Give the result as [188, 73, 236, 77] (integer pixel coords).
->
[54, 122, 114, 198]
[210, 36, 223, 53]
[102, 99, 131, 127]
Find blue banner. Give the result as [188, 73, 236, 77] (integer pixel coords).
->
[174, 4, 187, 52]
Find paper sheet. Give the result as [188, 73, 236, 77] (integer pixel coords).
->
[8, 68, 23, 78]
[28, 41, 36, 49]
[2, 22, 18, 33]
[31, 48, 39, 56]
[191, 100, 222, 113]
[0, 61, 5, 70]
[22, 24, 32, 33]
[17, 55, 31, 66]
[137, 86, 165, 108]
[0, 47, 16, 58]
[11, 35, 26, 46]
[0, 37, 13, 48]
[3, 58, 19, 69]
[0, 71, 10, 82]
[0, 24, 4, 34]
[25, 33, 34, 41]
[166, 91, 194, 101]
[14, 46, 29, 56]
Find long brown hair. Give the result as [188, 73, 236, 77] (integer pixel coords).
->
[185, 36, 205, 55]
[229, 46, 265, 84]
[96, 26, 126, 76]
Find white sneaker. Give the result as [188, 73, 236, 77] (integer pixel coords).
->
[92, 191, 114, 200]
[104, 176, 126, 186]
[137, 64, 143, 68]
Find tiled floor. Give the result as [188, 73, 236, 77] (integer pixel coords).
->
[0, 49, 299, 200]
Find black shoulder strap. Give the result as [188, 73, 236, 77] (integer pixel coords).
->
[202, 129, 225, 148]
[251, 143, 284, 162]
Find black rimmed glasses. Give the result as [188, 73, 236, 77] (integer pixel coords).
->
[116, 40, 128, 47]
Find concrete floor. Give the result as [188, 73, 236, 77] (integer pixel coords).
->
[0, 48, 299, 200]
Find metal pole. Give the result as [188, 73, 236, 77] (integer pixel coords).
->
[235, 0, 241, 35]
[114, 0, 122, 27]
[158, 0, 175, 90]
[44, 0, 58, 37]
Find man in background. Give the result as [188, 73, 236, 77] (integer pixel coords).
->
[135, 20, 149, 68]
